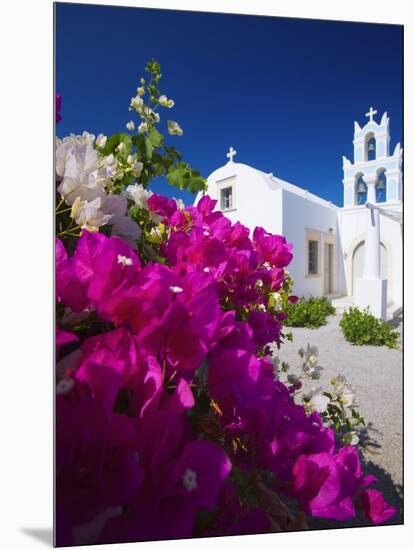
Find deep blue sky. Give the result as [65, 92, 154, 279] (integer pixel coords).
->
[55, 3, 403, 206]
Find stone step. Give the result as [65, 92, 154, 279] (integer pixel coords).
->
[330, 295, 402, 321]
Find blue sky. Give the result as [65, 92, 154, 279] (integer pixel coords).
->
[55, 3, 403, 206]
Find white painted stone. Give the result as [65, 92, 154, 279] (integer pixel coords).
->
[196, 109, 402, 318]
[354, 278, 387, 320]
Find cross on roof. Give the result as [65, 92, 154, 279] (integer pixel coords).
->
[226, 146, 237, 163]
[365, 106, 378, 123]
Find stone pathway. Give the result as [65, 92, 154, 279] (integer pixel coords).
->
[272, 313, 403, 526]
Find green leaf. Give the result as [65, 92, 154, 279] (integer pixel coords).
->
[99, 133, 122, 156]
[164, 145, 183, 161]
[148, 127, 164, 148]
[145, 138, 154, 159]
[132, 134, 146, 157]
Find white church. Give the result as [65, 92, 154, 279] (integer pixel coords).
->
[198, 108, 402, 320]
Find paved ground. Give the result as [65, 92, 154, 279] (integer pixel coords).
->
[273, 313, 403, 528]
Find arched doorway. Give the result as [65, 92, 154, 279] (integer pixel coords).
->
[352, 241, 388, 295]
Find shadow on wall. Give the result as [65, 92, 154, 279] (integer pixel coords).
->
[336, 228, 347, 296]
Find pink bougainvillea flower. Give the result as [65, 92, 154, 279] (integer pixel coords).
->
[137, 271, 222, 374]
[252, 226, 293, 268]
[56, 238, 90, 313]
[358, 488, 396, 524]
[55, 193, 395, 542]
[87, 238, 140, 302]
[293, 451, 356, 520]
[248, 310, 282, 348]
[205, 480, 271, 537]
[166, 440, 232, 509]
[56, 382, 143, 527]
[56, 325, 78, 360]
[147, 193, 178, 223]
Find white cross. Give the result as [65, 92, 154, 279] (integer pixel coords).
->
[365, 106, 378, 123]
[226, 146, 237, 163]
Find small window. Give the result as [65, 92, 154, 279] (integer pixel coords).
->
[220, 187, 233, 210]
[308, 240, 318, 275]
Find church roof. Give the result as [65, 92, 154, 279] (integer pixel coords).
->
[267, 172, 338, 210]
[209, 160, 338, 210]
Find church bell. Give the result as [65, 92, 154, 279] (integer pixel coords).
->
[357, 181, 366, 194]
[368, 141, 375, 152]
[377, 177, 386, 190]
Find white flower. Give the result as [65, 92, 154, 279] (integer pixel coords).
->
[124, 183, 152, 209]
[117, 254, 133, 266]
[167, 120, 183, 136]
[149, 211, 163, 224]
[332, 375, 357, 407]
[149, 226, 163, 242]
[138, 121, 148, 134]
[56, 137, 108, 205]
[111, 215, 142, 248]
[182, 468, 198, 492]
[126, 120, 135, 131]
[304, 387, 330, 414]
[174, 198, 185, 210]
[159, 94, 175, 108]
[130, 95, 144, 110]
[137, 86, 145, 97]
[342, 431, 359, 446]
[169, 286, 184, 294]
[70, 196, 82, 219]
[73, 197, 113, 231]
[142, 106, 160, 123]
[101, 194, 128, 218]
[132, 161, 144, 177]
[96, 133, 107, 148]
[98, 193, 141, 247]
[298, 343, 322, 378]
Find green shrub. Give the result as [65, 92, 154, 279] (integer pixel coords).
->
[339, 306, 399, 348]
[284, 296, 336, 328]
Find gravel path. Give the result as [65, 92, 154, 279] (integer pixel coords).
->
[273, 313, 403, 527]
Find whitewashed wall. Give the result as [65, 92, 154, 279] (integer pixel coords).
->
[281, 190, 344, 298]
[200, 162, 346, 299]
[339, 205, 402, 307]
[201, 162, 284, 235]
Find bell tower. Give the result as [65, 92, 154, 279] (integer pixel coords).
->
[341, 107, 403, 208]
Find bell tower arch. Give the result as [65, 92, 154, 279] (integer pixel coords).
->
[342, 107, 403, 207]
